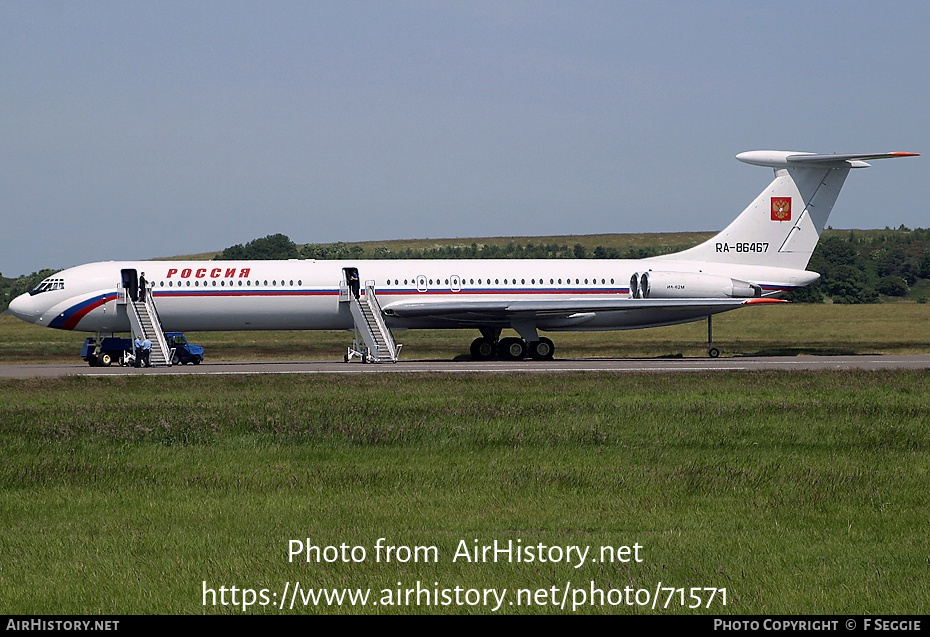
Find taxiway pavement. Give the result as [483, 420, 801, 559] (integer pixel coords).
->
[2, 355, 930, 378]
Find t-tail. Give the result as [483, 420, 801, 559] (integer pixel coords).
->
[654, 151, 919, 271]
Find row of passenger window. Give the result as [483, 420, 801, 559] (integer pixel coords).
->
[157, 279, 303, 288]
[149, 276, 619, 289]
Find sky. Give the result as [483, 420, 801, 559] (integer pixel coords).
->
[2, 1, 928, 277]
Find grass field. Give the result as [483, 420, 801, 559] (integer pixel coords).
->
[3, 302, 930, 365]
[1, 371, 928, 614]
[2, 303, 929, 615]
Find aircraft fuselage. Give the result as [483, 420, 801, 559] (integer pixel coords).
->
[10, 258, 810, 334]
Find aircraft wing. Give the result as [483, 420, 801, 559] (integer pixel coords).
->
[382, 296, 783, 325]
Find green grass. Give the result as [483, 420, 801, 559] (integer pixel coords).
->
[1, 372, 928, 614]
[4, 303, 930, 365]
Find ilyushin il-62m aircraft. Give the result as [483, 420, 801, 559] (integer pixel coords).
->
[8, 150, 918, 364]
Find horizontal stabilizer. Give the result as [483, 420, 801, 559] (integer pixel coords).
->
[737, 150, 919, 169]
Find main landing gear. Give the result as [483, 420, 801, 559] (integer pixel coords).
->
[469, 335, 555, 361]
[469, 316, 722, 362]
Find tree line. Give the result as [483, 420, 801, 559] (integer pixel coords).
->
[787, 229, 930, 303]
[0, 270, 58, 313]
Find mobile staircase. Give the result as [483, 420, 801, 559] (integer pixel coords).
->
[343, 279, 401, 363]
[119, 283, 173, 367]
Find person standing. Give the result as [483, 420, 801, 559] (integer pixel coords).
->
[141, 337, 153, 367]
[349, 270, 360, 300]
[133, 336, 144, 368]
[139, 272, 147, 302]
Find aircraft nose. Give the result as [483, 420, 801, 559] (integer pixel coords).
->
[7, 292, 39, 323]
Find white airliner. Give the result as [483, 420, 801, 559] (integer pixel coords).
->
[8, 150, 918, 361]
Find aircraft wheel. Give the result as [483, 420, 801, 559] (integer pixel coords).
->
[100, 353, 112, 367]
[708, 347, 720, 358]
[529, 338, 555, 361]
[498, 337, 527, 361]
[470, 337, 496, 361]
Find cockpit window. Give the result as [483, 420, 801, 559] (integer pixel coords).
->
[29, 278, 65, 296]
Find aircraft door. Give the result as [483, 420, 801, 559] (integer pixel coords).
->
[121, 269, 138, 302]
[343, 267, 360, 300]
[450, 275, 461, 292]
[416, 275, 428, 293]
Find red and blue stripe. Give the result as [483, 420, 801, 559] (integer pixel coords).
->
[48, 293, 118, 330]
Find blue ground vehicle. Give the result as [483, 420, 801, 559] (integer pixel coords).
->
[166, 332, 204, 365]
[81, 333, 203, 366]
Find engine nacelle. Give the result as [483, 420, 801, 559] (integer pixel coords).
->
[631, 271, 761, 299]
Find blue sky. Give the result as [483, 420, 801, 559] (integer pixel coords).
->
[2, 1, 927, 276]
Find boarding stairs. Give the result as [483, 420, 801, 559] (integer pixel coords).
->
[122, 285, 173, 367]
[342, 280, 401, 363]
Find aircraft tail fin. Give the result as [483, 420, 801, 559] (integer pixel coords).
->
[653, 151, 918, 271]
